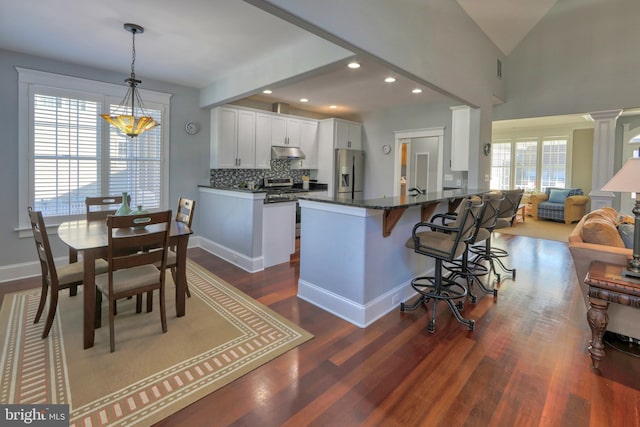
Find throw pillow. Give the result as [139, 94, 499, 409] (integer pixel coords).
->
[548, 189, 571, 203]
[618, 223, 635, 249]
[583, 216, 625, 247]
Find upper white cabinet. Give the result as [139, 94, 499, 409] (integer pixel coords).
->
[255, 113, 273, 169]
[449, 105, 479, 171]
[271, 116, 301, 147]
[210, 106, 256, 169]
[334, 119, 362, 150]
[211, 104, 322, 170]
[291, 120, 319, 169]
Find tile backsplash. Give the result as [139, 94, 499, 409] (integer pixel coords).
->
[210, 160, 310, 187]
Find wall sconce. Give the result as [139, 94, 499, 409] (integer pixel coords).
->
[483, 143, 491, 156]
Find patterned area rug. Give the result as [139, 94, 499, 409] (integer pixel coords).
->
[0, 261, 312, 426]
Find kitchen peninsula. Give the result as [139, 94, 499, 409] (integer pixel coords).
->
[296, 188, 484, 327]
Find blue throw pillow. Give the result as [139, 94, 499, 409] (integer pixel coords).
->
[548, 189, 571, 203]
[618, 223, 635, 249]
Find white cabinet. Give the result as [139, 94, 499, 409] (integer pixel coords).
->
[210, 106, 256, 169]
[271, 116, 301, 147]
[335, 119, 362, 150]
[255, 113, 272, 169]
[450, 105, 477, 171]
[291, 119, 319, 169]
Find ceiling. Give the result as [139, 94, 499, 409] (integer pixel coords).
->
[0, 0, 558, 117]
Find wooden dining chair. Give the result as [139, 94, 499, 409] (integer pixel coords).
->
[85, 195, 130, 221]
[169, 198, 195, 297]
[95, 210, 172, 352]
[27, 207, 108, 338]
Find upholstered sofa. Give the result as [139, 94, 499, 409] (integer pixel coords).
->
[530, 187, 590, 224]
[568, 207, 639, 340]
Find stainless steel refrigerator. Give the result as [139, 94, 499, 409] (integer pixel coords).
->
[334, 149, 364, 199]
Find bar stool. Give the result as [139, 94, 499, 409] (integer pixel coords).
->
[470, 189, 523, 282]
[400, 197, 483, 333]
[445, 191, 504, 303]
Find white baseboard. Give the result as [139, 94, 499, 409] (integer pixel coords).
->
[196, 236, 264, 273]
[297, 274, 425, 328]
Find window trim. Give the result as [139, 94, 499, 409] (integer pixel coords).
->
[17, 67, 172, 235]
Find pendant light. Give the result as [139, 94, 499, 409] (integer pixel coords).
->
[100, 23, 159, 138]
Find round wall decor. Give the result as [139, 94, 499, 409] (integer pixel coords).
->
[382, 144, 392, 154]
[185, 121, 200, 135]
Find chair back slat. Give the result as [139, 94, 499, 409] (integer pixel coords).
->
[86, 195, 130, 221]
[175, 197, 195, 228]
[27, 207, 57, 284]
[107, 211, 172, 273]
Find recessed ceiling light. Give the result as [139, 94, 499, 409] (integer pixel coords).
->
[412, 88, 423, 94]
[347, 62, 360, 69]
[262, 89, 272, 94]
[384, 77, 396, 83]
[300, 98, 309, 103]
[329, 105, 337, 109]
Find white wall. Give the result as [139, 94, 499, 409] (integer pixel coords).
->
[494, 0, 640, 121]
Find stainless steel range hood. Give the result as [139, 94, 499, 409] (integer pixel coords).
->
[271, 146, 306, 160]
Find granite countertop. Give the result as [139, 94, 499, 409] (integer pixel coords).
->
[298, 188, 487, 210]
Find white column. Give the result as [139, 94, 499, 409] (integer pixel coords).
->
[589, 110, 621, 210]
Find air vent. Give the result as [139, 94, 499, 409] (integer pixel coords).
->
[497, 59, 502, 79]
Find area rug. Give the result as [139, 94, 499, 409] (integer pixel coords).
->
[495, 217, 576, 242]
[0, 260, 312, 426]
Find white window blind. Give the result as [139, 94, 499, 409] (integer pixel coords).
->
[514, 141, 537, 189]
[490, 142, 511, 190]
[107, 103, 162, 210]
[541, 139, 567, 190]
[33, 94, 102, 217]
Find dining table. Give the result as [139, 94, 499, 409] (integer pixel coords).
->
[57, 218, 193, 349]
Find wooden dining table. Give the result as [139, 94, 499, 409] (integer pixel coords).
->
[57, 219, 193, 349]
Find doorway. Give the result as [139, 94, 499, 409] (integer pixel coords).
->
[393, 127, 444, 197]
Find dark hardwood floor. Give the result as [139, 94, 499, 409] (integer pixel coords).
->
[3, 233, 639, 426]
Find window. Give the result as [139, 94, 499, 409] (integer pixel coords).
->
[541, 139, 567, 190]
[514, 141, 537, 189]
[18, 68, 171, 231]
[490, 142, 511, 190]
[489, 136, 570, 191]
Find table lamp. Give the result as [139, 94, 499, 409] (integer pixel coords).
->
[601, 157, 640, 278]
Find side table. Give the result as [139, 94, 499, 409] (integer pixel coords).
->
[584, 261, 640, 368]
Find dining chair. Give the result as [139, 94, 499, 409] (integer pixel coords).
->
[85, 195, 130, 221]
[147, 197, 196, 309]
[95, 210, 172, 352]
[27, 207, 109, 338]
[169, 198, 195, 297]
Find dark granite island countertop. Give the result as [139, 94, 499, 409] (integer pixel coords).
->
[298, 188, 487, 236]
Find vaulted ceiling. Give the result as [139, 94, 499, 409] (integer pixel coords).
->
[0, 0, 559, 116]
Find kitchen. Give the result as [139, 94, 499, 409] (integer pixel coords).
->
[198, 103, 364, 272]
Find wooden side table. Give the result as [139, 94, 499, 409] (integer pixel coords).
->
[584, 261, 640, 368]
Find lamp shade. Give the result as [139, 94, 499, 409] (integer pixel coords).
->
[601, 158, 640, 192]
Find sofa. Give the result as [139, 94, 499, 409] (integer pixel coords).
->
[530, 187, 590, 224]
[568, 207, 639, 340]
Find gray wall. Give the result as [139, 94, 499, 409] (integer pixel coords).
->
[360, 100, 462, 199]
[494, 0, 640, 121]
[0, 49, 210, 271]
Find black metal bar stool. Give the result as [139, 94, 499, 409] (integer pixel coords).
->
[401, 197, 483, 333]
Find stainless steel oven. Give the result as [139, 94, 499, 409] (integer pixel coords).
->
[263, 177, 308, 237]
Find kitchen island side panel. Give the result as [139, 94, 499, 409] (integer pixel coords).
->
[298, 200, 444, 327]
[198, 188, 263, 270]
